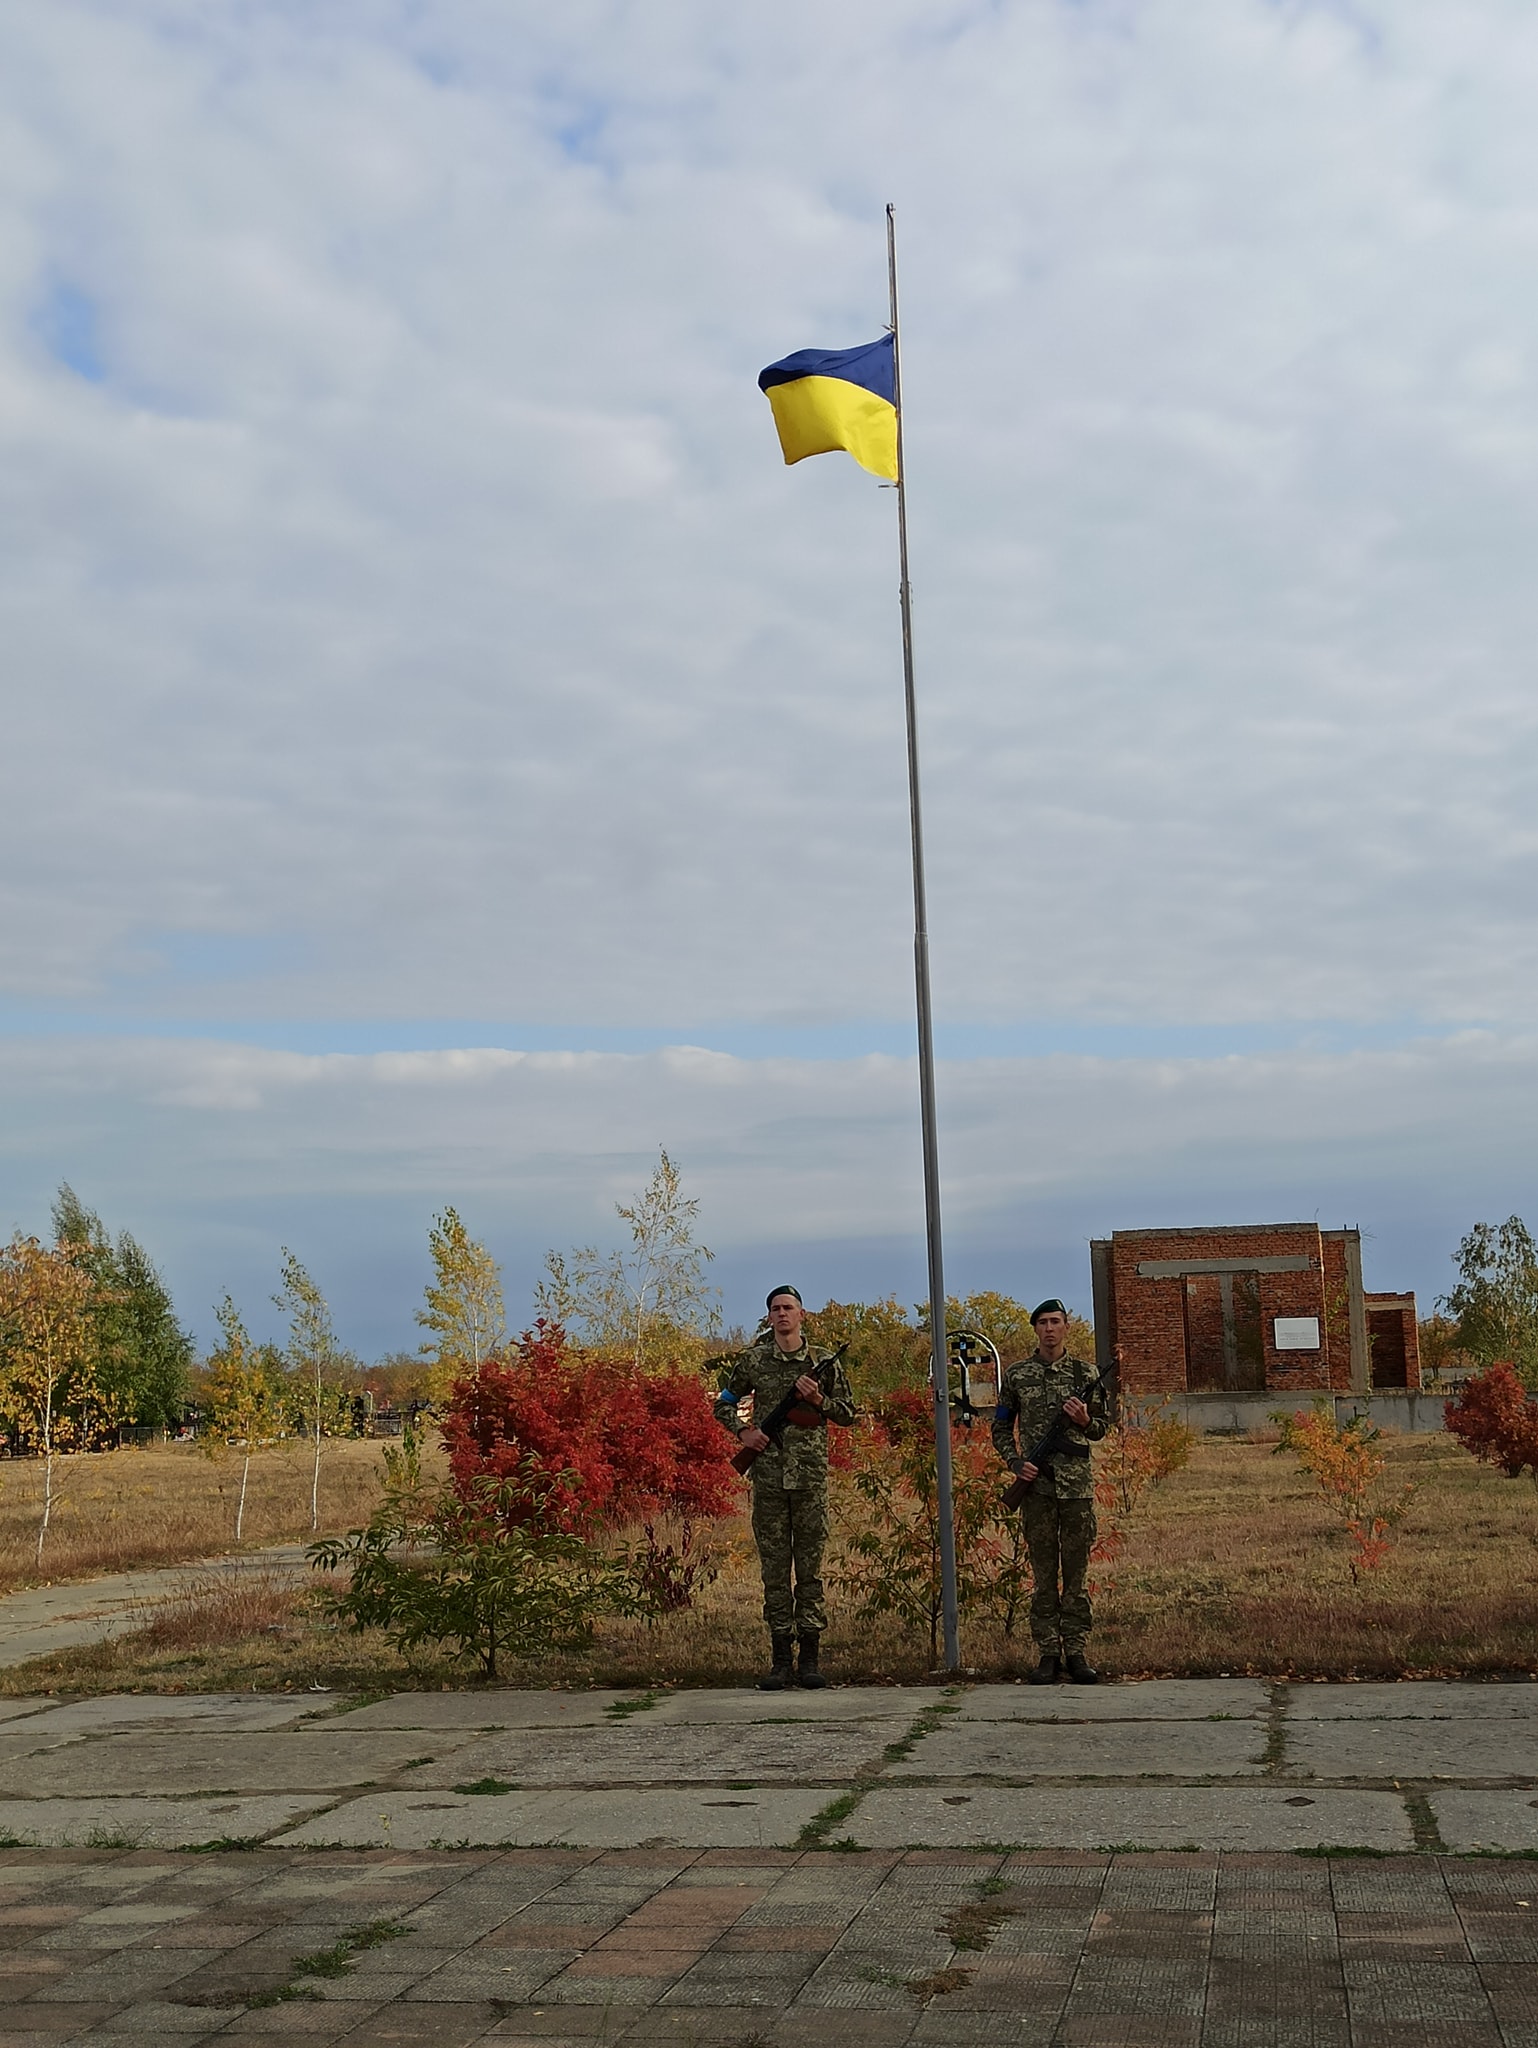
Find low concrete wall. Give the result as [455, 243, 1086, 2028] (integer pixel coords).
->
[1154, 1390, 1450, 1435]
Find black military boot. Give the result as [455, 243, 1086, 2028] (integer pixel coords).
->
[1064, 1651, 1099, 1685]
[757, 1633, 795, 1690]
[796, 1635, 827, 1689]
[1028, 1652, 1061, 1685]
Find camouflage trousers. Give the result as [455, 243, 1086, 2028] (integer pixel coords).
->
[1021, 1489, 1097, 1655]
[750, 1482, 829, 1638]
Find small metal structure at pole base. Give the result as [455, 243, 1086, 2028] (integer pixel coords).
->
[886, 201, 961, 1673]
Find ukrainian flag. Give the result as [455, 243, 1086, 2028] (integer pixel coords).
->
[758, 334, 898, 481]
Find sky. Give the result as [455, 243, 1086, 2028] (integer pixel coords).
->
[4, 0, 1538, 1356]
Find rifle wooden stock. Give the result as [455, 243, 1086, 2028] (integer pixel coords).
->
[729, 1346, 847, 1476]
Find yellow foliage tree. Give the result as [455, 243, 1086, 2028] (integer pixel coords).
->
[274, 1251, 354, 1533]
[202, 1295, 284, 1543]
[536, 1149, 719, 1370]
[0, 1234, 102, 1566]
[417, 1207, 506, 1397]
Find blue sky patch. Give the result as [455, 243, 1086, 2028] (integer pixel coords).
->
[35, 282, 105, 383]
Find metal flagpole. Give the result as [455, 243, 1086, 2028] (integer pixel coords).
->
[886, 202, 961, 1673]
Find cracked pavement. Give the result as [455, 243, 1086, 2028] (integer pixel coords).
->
[0, 1678, 1531, 2040]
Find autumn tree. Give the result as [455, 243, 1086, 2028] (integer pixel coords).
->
[0, 1235, 102, 1566]
[51, 1185, 191, 1429]
[416, 1207, 506, 1396]
[536, 1149, 719, 1369]
[808, 1292, 1095, 1400]
[1440, 1217, 1538, 1387]
[202, 1295, 284, 1541]
[273, 1251, 354, 1531]
[807, 1297, 927, 1395]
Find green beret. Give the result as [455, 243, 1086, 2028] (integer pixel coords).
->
[1030, 1297, 1068, 1324]
[766, 1284, 803, 1310]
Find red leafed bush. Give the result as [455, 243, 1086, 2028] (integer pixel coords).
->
[1444, 1361, 1538, 1482]
[867, 1386, 935, 1447]
[440, 1321, 738, 1536]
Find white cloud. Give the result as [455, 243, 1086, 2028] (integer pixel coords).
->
[2, 2, 1538, 1032]
[5, 4, 1538, 1342]
[0, 1027, 1531, 1355]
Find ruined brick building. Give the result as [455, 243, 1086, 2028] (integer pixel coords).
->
[1088, 1223, 1420, 1409]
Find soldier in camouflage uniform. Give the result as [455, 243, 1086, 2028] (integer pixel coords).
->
[992, 1297, 1108, 1685]
[715, 1286, 856, 1690]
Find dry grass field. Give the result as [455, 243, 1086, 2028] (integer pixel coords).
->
[2, 1429, 1535, 1696]
[0, 1438, 392, 1596]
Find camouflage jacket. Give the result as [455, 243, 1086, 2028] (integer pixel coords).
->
[991, 1351, 1107, 1500]
[714, 1337, 856, 1492]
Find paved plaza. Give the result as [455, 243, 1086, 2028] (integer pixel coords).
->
[0, 1678, 1532, 2040]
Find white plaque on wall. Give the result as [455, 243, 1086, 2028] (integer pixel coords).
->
[1274, 1316, 1321, 1351]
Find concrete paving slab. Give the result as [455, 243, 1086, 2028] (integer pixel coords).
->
[275, 1788, 832, 1850]
[0, 1726, 92, 1766]
[0, 1795, 333, 1848]
[956, 1680, 1270, 1722]
[1288, 1682, 1538, 1719]
[16, 1695, 317, 1735]
[646, 1687, 933, 1724]
[849, 1787, 1415, 1851]
[0, 1698, 51, 1723]
[331, 1692, 640, 1730]
[1287, 1720, 1538, 1780]
[888, 1719, 1266, 1779]
[1429, 1791, 1538, 1852]
[0, 1730, 479, 1796]
[413, 1721, 911, 1788]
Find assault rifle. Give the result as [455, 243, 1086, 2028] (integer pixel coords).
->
[729, 1345, 848, 1476]
[1001, 1377, 1103, 1512]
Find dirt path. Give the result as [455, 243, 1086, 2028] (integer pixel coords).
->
[0, 1545, 310, 1667]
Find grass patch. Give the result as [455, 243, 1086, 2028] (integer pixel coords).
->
[0, 1438, 394, 1600]
[5, 1434, 1537, 1693]
[906, 1965, 973, 2000]
[943, 1892, 1018, 1951]
[796, 1789, 864, 1848]
[454, 1777, 517, 1796]
[244, 1918, 409, 2007]
[1294, 1844, 1396, 1858]
[1404, 1790, 1449, 1854]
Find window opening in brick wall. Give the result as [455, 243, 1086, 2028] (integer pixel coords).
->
[1183, 1270, 1265, 1392]
[1368, 1310, 1408, 1389]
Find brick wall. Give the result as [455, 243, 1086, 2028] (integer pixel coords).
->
[1099, 1222, 1385, 1399]
[1364, 1292, 1421, 1391]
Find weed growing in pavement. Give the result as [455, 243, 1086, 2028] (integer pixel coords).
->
[906, 1966, 974, 2000]
[798, 1684, 967, 1848]
[244, 1919, 410, 2008]
[795, 1789, 863, 1848]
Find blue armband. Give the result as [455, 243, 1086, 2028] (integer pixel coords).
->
[993, 1402, 1011, 1423]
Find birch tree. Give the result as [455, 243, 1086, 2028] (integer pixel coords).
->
[202, 1295, 282, 1542]
[416, 1207, 506, 1395]
[535, 1149, 719, 1369]
[0, 1235, 100, 1566]
[274, 1251, 352, 1531]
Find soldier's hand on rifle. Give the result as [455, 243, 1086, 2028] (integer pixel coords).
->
[1063, 1397, 1090, 1428]
[738, 1425, 771, 1453]
[1014, 1458, 1039, 1482]
[794, 1375, 823, 1404]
